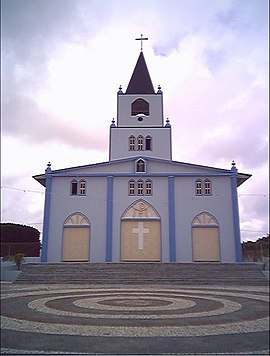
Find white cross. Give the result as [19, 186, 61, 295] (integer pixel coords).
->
[132, 222, 149, 250]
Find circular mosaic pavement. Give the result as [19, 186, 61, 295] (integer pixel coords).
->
[1, 284, 269, 354]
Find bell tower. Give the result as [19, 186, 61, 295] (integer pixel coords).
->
[109, 40, 172, 161]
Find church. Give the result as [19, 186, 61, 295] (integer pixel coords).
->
[34, 45, 251, 264]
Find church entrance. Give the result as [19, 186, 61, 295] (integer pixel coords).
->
[62, 213, 90, 262]
[192, 212, 220, 262]
[121, 200, 161, 262]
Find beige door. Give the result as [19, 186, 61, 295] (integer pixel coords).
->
[121, 220, 160, 261]
[62, 227, 89, 261]
[192, 227, 220, 262]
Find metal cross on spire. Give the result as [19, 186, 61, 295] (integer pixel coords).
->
[135, 34, 148, 51]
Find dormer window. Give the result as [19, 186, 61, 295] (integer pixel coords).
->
[131, 98, 149, 116]
[136, 159, 146, 173]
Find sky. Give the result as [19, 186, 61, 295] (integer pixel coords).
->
[1, 0, 269, 243]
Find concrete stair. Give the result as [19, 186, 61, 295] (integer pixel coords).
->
[14, 262, 268, 286]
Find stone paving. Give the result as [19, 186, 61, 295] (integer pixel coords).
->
[1, 282, 269, 355]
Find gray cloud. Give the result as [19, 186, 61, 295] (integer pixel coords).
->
[2, 94, 107, 151]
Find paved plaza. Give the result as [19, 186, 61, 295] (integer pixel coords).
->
[1, 282, 269, 355]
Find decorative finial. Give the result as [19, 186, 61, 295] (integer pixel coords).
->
[118, 85, 123, 94]
[135, 34, 148, 51]
[46, 161, 52, 173]
[165, 118, 171, 127]
[232, 160, 236, 166]
[157, 85, 162, 94]
[111, 118, 116, 127]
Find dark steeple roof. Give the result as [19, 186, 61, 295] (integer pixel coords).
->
[126, 51, 155, 94]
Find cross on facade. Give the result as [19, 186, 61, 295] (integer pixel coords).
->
[132, 222, 149, 249]
[136, 34, 148, 51]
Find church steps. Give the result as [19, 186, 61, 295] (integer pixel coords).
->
[14, 262, 268, 286]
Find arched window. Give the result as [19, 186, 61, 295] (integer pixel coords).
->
[79, 179, 86, 195]
[146, 179, 152, 195]
[131, 98, 149, 116]
[137, 135, 144, 151]
[145, 135, 152, 151]
[71, 179, 78, 195]
[204, 179, 212, 195]
[137, 180, 144, 195]
[129, 136, 135, 151]
[128, 180, 135, 195]
[136, 159, 146, 173]
[196, 179, 202, 196]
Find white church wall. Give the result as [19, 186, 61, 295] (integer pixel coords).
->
[149, 161, 230, 175]
[174, 176, 236, 262]
[47, 176, 107, 262]
[110, 127, 172, 161]
[117, 94, 163, 127]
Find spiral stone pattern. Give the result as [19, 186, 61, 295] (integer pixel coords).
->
[1, 283, 269, 354]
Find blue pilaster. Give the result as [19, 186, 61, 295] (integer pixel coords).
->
[168, 176, 176, 262]
[230, 162, 242, 262]
[41, 163, 52, 263]
[106, 176, 113, 262]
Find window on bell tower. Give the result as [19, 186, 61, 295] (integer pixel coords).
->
[145, 135, 152, 150]
[131, 98, 149, 116]
[137, 136, 143, 151]
[129, 135, 135, 151]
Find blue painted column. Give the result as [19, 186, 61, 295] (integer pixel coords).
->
[168, 176, 176, 262]
[106, 176, 113, 262]
[230, 162, 242, 262]
[41, 163, 52, 263]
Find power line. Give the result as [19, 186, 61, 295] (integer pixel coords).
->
[1, 186, 44, 194]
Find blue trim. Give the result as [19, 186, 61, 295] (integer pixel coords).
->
[34, 156, 237, 174]
[42, 172, 233, 178]
[106, 176, 113, 262]
[231, 169, 242, 262]
[41, 171, 52, 262]
[168, 176, 176, 262]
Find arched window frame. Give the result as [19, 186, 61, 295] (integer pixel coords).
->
[136, 159, 146, 173]
[79, 179, 86, 195]
[137, 135, 144, 151]
[146, 179, 153, 195]
[196, 179, 203, 196]
[129, 135, 135, 151]
[145, 135, 152, 151]
[204, 179, 212, 196]
[71, 179, 78, 196]
[128, 179, 135, 195]
[131, 98, 149, 116]
[137, 179, 144, 195]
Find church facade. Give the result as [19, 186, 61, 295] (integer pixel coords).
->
[34, 51, 251, 264]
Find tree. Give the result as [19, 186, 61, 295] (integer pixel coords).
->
[2, 253, 26, 270]
[0, 223, 41, 256]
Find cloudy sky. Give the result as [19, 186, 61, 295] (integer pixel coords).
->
[1, 0, 269, 243]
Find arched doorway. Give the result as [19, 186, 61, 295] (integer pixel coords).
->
[121, 200, 161, 261]
[62, 212, 90, 262]
[192, 212, 220, 262]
